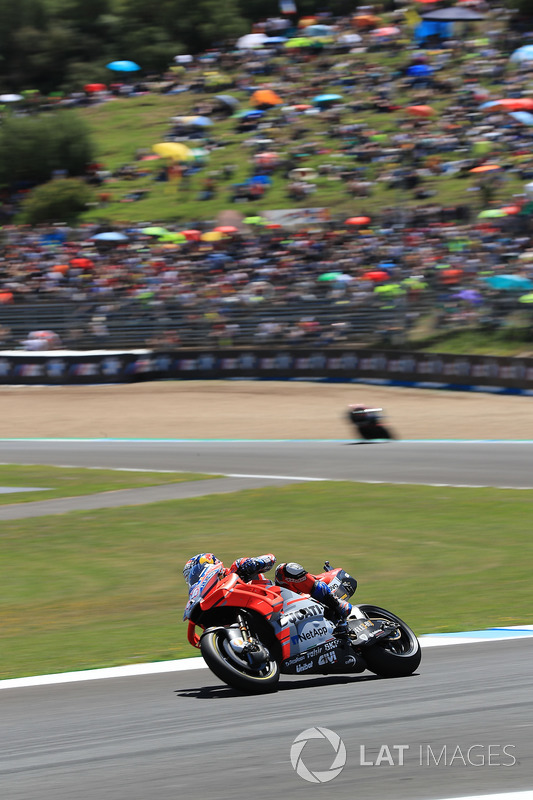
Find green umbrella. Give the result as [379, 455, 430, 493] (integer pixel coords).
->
[374, 283, 405, 295]
[519, 292, 533, 303]
[139, 226, 170, 237]
[478, 209, 506, 219]
[402, 277, 428, 289]
[284, 37, 312, 48]
[318, 272, 344, 281]
[244, 216, 266, 225]
[160, 232, 187, 243]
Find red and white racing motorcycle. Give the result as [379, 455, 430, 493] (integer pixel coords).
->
[184, 561, 421, 693]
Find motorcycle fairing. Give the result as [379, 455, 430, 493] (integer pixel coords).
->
[269, 587, 337, 660]
[280, 636, 365, 675]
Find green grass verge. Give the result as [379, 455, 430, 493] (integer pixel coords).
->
[0, 465, 217, 505]
[1, 482, 531, 679]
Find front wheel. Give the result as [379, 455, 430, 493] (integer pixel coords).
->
[357, 604, 421, 678]
[200, 628, 280, 694]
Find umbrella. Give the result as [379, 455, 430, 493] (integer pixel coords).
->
[284, 37, 312, 48]
[454, 289, 483, 304]
[244, 216, 266, 225]
[441, 268, 464, 283]
[318, 272, 344, 281]
[302, 24, 335, 37]
[91, 231, 129, 242]
[469, 164, 501, 174]
[106, 60, 141, 72]
[510, 45, 533, 63]
[201, 231, 225, 242]
[0, 93, 23, 102]
[363, 270, 389, 282]
[406, 104, 436, 117]
[509, 111, 533, 126]
[519, 292, 533, 303]
[174, 115, 213, 127]
[237, 33, 268, 49]
[152, 142, 193, 161]
[406, 64, 433, 77]
[483, 275, 533, 291]
[234, 109, 265, 119]
[345, 216, 371, 225]
[160, 232, 187, 243]
[180, 229, 202, 241]
[487, 98, 533, 112]
[371, 26, 401, 36]
[422, 6, 484, 20]
[214, 226, 239, 234]
[501, 205, 521, 215]
[215, 94, 240, 109]
[374, 283, 405, 295]
[478, 209, 506, 218]
[139, 226, 169, 237]
[84, 83, 106, 93]
[336, 33, 362, 44]
[312, 94, 343, 105]
[251, 89, 283, 106]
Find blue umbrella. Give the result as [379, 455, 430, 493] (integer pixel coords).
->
[91, 231, 129, 242]
[483, 275, 533, 291]
[189, 116, 213, 127]
[407, 64, 433, 77]
[106, 60, 141, 72]
[312, 94, 343, 105]
[244, 175, 272, 185]
[510, 111, 533, 126]
[235, 109, 265, 119]
[510, 45, 533, 63]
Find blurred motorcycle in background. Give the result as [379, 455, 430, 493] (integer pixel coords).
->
[347, 404, 396, 440]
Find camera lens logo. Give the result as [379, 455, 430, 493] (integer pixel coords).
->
[290, 726, 346, 784]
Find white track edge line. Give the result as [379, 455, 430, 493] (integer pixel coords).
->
[2, 629, 533, 690]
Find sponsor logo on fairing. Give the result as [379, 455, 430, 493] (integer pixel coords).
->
[318, 652, 337, 666]
[296, 662, 313, 673]
[299, 626, 327, 642]
[280, 603, 322, 627]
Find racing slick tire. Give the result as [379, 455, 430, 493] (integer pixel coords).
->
[357, 604, 421, 678]
[200, 628, 280, 694]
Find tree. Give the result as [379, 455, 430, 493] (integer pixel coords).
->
[18, 178, 94, 224]
[0, 111, 95, 186]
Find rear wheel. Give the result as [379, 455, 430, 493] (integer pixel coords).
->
[358, 604, 421, 678]
[200, 628, 280, 694]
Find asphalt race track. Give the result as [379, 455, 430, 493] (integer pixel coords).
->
[1, 438, 532, 800]
[2, 438, 533, 487]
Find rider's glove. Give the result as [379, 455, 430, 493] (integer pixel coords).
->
[235, 554, 276, 581]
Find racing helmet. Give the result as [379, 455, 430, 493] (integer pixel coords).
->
[183, 552, 221, 587]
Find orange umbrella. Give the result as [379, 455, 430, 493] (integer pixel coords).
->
[501, 205, 521, 215]
[488, 98, 533, 112]
[353, 14, 382, 29]
[363, 270, 389, 282]
[469, 164, 501, 173]
[345, 216, 371, 225]
[441, 268, 463, 284]
[0, 291, 13, 304]
[298, 16, 317, 27]
[406, 105, 436, 118]
[251, 89, 283, 107]
[53, 264, 69, 274]
[180, 229, 202, 241]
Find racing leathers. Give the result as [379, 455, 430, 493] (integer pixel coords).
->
[230, 555, 352, 623]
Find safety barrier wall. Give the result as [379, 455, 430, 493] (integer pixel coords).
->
[1, 348, 533, 394]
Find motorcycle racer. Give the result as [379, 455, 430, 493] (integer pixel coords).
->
[183, 552, 352, 625]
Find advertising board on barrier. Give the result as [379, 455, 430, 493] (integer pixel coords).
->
[1, 348, 533, 393]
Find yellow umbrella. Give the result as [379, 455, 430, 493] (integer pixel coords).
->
[152, 142, 193, 161]
[201, 231, 225, 242]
